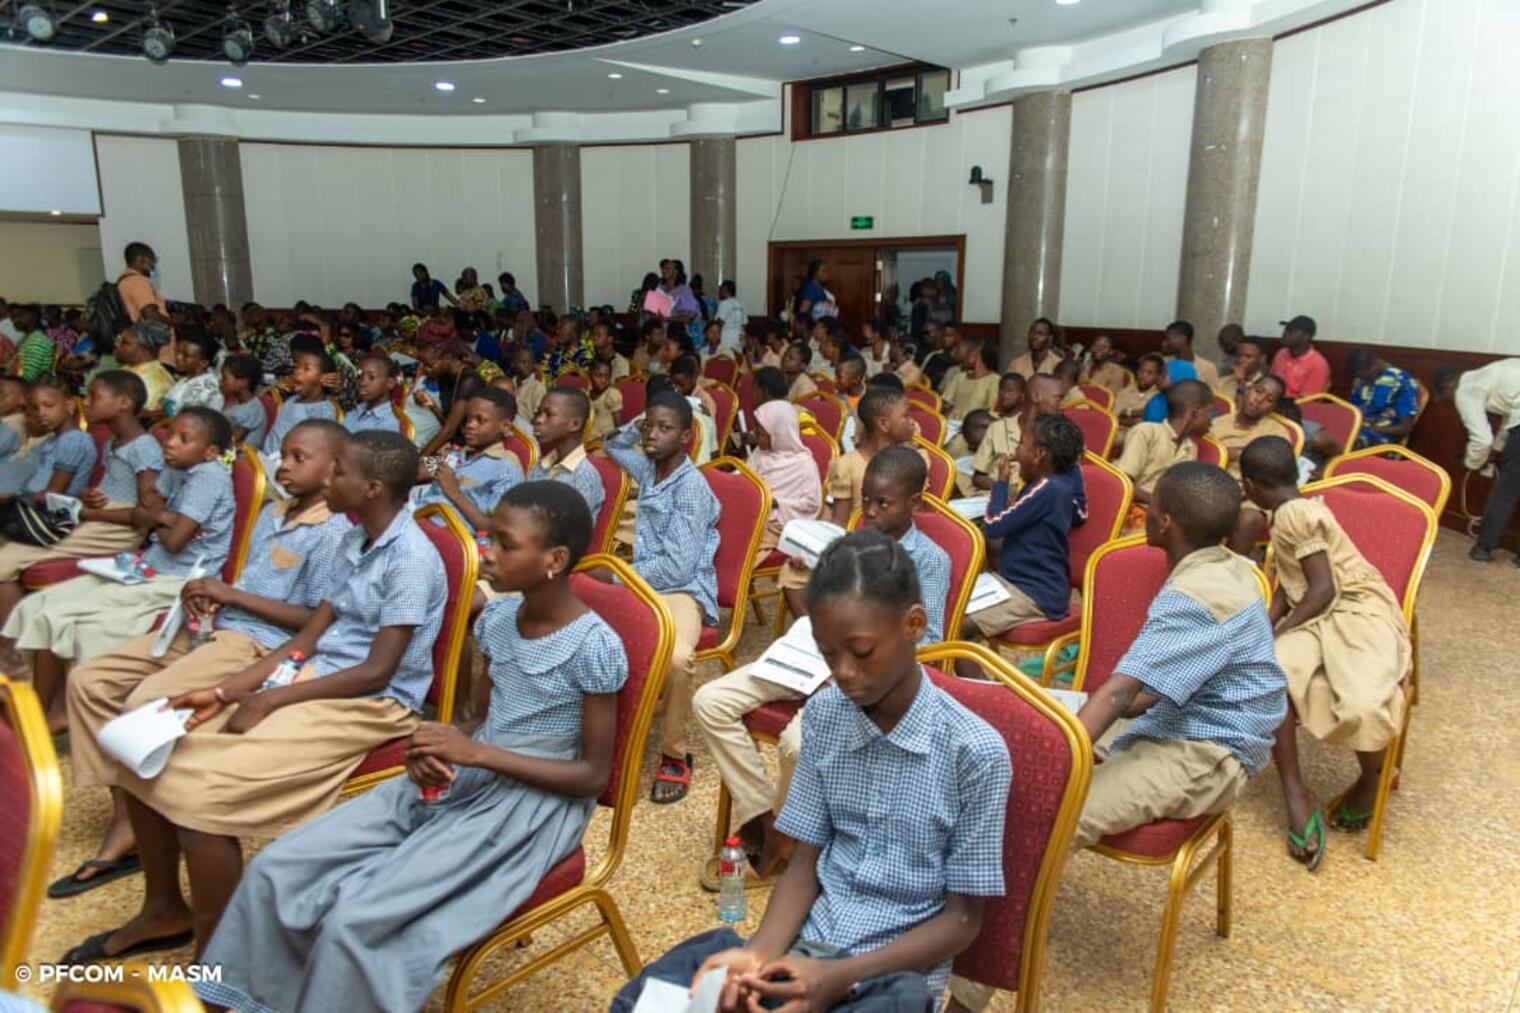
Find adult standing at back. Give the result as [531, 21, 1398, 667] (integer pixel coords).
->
[1438, 359, 1520, 565]
[795, 258, 837, 322]
[660, 259, 699, 329]
[117, 242, 173, 364]
[1270, 315, 1330, 398]
[410, 263, 457, 314]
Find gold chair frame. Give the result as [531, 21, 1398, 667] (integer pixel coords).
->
[913, 434, 959, 501]
[1, 677, 63, 985]
[1298, 392, 1364, 456]
[49, 972, 202, 1012]
[693, 457, 771, 672]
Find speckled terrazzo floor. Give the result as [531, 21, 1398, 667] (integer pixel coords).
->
[18, 530, 1520, 1011]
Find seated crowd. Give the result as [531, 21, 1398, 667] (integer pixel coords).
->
[1, 247, 1515, 1013]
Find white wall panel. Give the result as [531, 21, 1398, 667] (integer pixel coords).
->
[1246, 0, 1520, 354]
[0, 125, 100, 216]
[1058, 65, 1195, 329]
[580, 144, 690, 310]
[736, 103, 1012, 324]
[94, 135, 193, 303]
[239, 143, 535, 309]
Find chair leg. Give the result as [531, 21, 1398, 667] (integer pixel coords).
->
[1149, 848, 1191, 1012]
[1215, 814, 1233, 939]
[1408, 619, 1420, 707]
[1363, 711, 1410, 861]
[591, 888, 643, 976]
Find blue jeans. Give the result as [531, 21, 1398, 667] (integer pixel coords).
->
[609, 928, 932, 1012]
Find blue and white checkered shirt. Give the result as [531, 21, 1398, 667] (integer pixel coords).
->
[526, 444, 605, 525]
[313, 507, 446, 712]
[343, 401, 402, 436]
[262, 398, 337, 456]
[474, 596, 627, 739]
[898, 523, 951, 645]
[226, 398, 267, 451]
[23, 428, 96, 497]
[141, 461, 235, 577]
[1112, 547, 1287, 773]
[214, 500, 352, 650]
[776, 672, 1011, 1000]
[414, 446, 523, 530]
[95, 433, 162, 505]
[605, 429, 720, 625]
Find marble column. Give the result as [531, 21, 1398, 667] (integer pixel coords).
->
[1176, 38, 1273, 362]
[532, 143, 584, 312]
[689, 136, 737, 289]
[999, 91, 1071, 366]
[177, 137, 253, 308]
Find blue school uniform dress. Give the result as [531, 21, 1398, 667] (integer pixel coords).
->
[95, 433, 163, 505]
[982, 466, 1088, 620]
[140, 461, 237, 576]
[413, 445, 523, 529]
[342, 401, 402, 435]
[13, 428, 96, 497]
[605, 428, 720, 624]
[211, 499, 352, 649]
[899, 523, 952, 644]
[263, 397, 338, 456]
[526, 444, 605, 522]
[225, 398, 268, 450]
[199, 597, 627, 1013]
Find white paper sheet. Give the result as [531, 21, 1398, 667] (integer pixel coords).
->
[966, 572, 1012, 613]
[77, 557, 150, 585]
[150, 554, 208, 658]
[1045, 688, 1089, 715]
[943, 417, 963, 446]
[947, 496, 989, 520]
[629, 967, 725, 1013]
[776, 519, 847, 568]
[751, 616, 832, 696]
[97, 698, 194, 779]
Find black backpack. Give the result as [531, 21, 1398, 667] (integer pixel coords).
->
[85, 280, 131, 347]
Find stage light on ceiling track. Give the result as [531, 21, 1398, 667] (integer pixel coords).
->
[142, 12, 174, 61]
[90, 8, 109, 22]
[305, 0, 341, 33]
[223, 15, 254, 64]
[350, 0, 392, 44]
[17, 3, 57, 41]
[264, 1, 295, 46]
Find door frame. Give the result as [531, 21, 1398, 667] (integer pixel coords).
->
[766, 234, 967, 322]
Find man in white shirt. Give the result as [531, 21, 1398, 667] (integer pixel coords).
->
[715, 279, 746, 354]
[1439, 359, 1520, 564]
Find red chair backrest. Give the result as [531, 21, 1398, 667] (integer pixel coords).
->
[811, 374, 837, 395]
[929, 666, 1075, 992]
[1060, 405, 1116, 458]
[0, 710, 29, 946]
[1077, 541, 1171, 693]
[908, 404, 946, 445]
[84, 422, 113, 485]
[706, 383, 737, 444]
[586, 453, 629, 554]
[1192, 435, 1223, 467]
[905, 387, 941, 412]
[553, 372, 589, 392]
[415, 514, 471, 712]
[1078, 384, 1113, 410]
[914, 508, 979, 633]
[1069, 455, 1131, 589]
[1212, 393, 1232, 418]
[795, 395, 845, 440]
[258, 390, 279, 431]
[1300, 398, 1357, 452]
[615, 377, 646, 426]
[570, 570, 673, 808]
[736, 372, 759, 431]
[921, 445, 953, 502]
[225, 453, 260, 582]
[1329, 453, 1446, 514]
[502, 429, 535, 472]
[799, 432, 835, 488]
[1307, 481, 1430, 610]
[703, 356, 738, 388]
[701, 462, 766, 613]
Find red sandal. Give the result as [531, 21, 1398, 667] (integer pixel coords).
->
[651, 753, 693, 804]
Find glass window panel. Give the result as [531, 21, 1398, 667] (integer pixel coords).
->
[811, 87, 843, 135]
[917, 69, 949, 121]
[884, 75, 917, 127]
[845, 81, 879, 131]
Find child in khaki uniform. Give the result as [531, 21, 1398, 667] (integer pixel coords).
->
[1210, 374, 1291, 479]
[1113, 379, 1214, 528]
[971, 373, 1063, 492]
[1240, 436, 1410, 869]
[587, 358, 624, 442]
[947, 462, 1287, 1013]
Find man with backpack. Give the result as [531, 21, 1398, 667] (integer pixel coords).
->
[87, 242, 172, 367]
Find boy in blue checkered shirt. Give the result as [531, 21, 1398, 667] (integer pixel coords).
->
[412, 388, 523, 532]
[617, 530, 1010, 1013]
[947, 461, 1286, 1013]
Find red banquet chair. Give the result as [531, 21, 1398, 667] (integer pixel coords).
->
[914, 434, 957, 500]
[1299, 474, 1436, 859]
[502, 423, 539, 473]
[1, 676, 63, 986]
[1298, 393, 1363, 457]
[908, 403, 947, 447]
[702, 354, 739, 388]
[704, 382, 739, 450]
[693, 458, 770, 672]
[258, 389, 281, 433]
[444, 556, 674, 1009]
[1212, 391, 1233, 418]
[50, 974, 201, 1011]
[1061, 401, 1118, 459]
[586, 453, 632, 556]
[1056, 535, 1270, 1011]
[340, 504, 478, 797]
[735, 371, 760, 432]
[551, 371, 589, 392]
[989, 452, 1133, 679]
[1192, 433, 1229, 468]
[614, 376, 646, 426]
[793, 392, 848, 442]
[905, 386, 942, 414]
[809, 372, 837, 395]
[747, 423, 837, 626]
[919, 644, 1091, 1012]
[1077, 383, 1114, 410]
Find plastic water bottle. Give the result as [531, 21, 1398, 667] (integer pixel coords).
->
[260, 651, 307, 691]
[473, 530, 491, 556]
[444, 448, 466, 471]
[186, 613, 214, 648]
[419, 766, 454, 804]
[114, 552, 156, 583]
[717, 836, 747, 923]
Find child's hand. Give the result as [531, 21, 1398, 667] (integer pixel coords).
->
[182, 577, 232, 617]
[692, 947, 765, 1012]
[997, 452, 1016, 484]
[786, 555, 810, 574]
[433, 465, 461, 495]
[222, 693, 275, 735]
[168, 689, 224, 731]
[413, 388, 437, 410]
[79, 488, 108, 510]
[320, 371, 342, 393]
[406, 754, 454, 789]
[739, 955, 850, 1012]
[406, 721, 478, 767]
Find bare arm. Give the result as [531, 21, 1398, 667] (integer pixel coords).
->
[1275, 550, 1335, 633]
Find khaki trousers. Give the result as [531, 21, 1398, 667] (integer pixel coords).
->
[691, 664, 803, 829]
[658, 592, 704, 759]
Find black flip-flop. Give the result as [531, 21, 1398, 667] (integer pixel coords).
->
[47, 855, 142, 899]
[60, 928, 195, 965]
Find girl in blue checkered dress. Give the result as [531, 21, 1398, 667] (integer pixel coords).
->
[198, 480, 627, 1013]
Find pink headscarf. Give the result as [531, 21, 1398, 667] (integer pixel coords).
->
[751, 400, 822, 526]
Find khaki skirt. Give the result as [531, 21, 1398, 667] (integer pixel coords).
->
[3, 572, 186, 662]
[0, 510, 144, 582]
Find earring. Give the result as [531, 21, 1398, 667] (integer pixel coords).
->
[546, 569, 556, 581]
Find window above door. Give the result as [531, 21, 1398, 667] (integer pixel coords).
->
[792, 63, 951, 141]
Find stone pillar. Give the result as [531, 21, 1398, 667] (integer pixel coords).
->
[999, 91, 1071, 366]
[689, 136, 737, 289]
[177, 137, 253, 308]
[532, 143, 584, 312]
[1176, 38, 1273, 362]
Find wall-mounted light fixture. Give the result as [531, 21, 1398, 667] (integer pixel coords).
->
[968, 165, 995, 204]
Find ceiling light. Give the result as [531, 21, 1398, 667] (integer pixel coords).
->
[248, 93, 260, 99]
[656, 88, 670, 95]
[349, 0, 392, 44]
[689, 37, 701, 47]
[223, 19, 254, 64]
[220, 75, 242, 87]
[1056, 0, 1081, 5]
[141, 14, 174, 62]
[849, 44, 865, 52]
[17, 3, 57, 42]
[304, 0, 341, 33]
[607, 72, 622, 79]
[433, 80, 455, 92]
[778, 34, 800, 45]
[263, 4, 295, 47]
[49, 209, 62, 216]
[471, 96, 485, 104]
[90, 9, 108, 22]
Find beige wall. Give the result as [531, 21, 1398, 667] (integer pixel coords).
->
[581, 144, 691, 311]
[0, 221, 105, 304]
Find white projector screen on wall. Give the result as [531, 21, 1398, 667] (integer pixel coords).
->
[0, 125, 102, 216]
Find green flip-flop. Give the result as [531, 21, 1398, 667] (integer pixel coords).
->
[1329, 798, 1375, 833]
[1287, 804, 1326, 872]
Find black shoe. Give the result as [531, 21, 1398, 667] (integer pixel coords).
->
[1513, 554, 1520, 568]
[1470, 546, 1494, 562]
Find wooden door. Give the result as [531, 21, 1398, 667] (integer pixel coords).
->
[768, 243, 876, 334]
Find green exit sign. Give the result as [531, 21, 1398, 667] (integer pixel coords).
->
[850, 216, 874, 230]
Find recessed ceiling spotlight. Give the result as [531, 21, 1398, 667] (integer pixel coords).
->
[1056, 0, 1081, 5]
[220, 75, 242, 88]
[17, 3, 57, 41]
[49, 209, 62, 216]
[689, 37, 701, 47]
[656, 87, 670, 94]
[607, 72, 622, 79]
[90, 9, 109, 22]
[248, 93, 260, 99]
[848, 44, 865, 52]
[778, 34, 800, 45]
[434, 80, 455, 91]
[471, 96, 485, 103]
